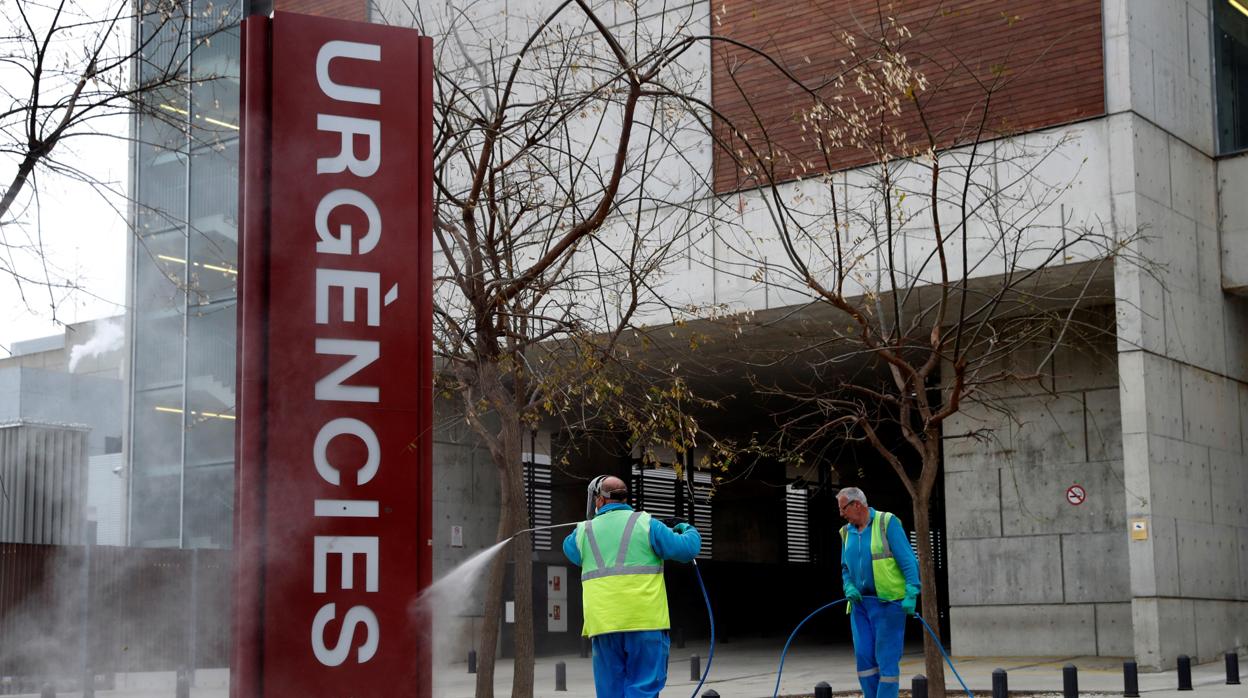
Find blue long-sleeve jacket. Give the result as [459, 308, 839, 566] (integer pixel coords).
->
[841, 507, 920, 597]
[563, 503, 702, 565]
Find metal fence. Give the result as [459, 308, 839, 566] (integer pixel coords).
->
[0, 542, 231, 683]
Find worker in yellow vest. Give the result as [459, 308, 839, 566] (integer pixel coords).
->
[562, 474, 702, 697]
[838, 487, 920, 698]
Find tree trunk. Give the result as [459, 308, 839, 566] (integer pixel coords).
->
[473, 408, 532, 698]
[911, 471, 947, 698]
[499, 419, 536, 698]
[474, 488, 516, 698]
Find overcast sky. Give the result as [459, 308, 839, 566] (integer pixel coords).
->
[0, 2, 130, 357]
[0, 132, 129, 355]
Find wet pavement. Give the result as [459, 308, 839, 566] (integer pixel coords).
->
[6, 643, 1244, 697]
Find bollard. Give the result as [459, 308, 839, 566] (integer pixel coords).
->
[555, 661, 566, 692]
[1178, 655, 1193, 691]
[675, 626, 685, 649]
[176, 672, 190, 698]
[580, 638, 590, 659]
[690, 655, 701, 681]
[467, 649, 477, 674]
[992, 668, 1008, 698]
[1064, 663, 1079, 698]
[1227, 652, 1240, 685]
[912, 674, 929, 698]
[814, 680, 833, 698]
[1123, 660, 1140, 697]
[40, 683, 54, 698]
[702, 691, 720, 698]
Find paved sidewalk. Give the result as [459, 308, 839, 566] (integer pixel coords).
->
[5, 643, 1243, 697]
[435, 640, 1247, 698]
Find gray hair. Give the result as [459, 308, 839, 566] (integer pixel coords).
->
[837, 487, 867, 507]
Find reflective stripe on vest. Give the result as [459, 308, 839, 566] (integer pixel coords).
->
[840, 510, 907, 601]
[582, 512, 664, 580]
[871, 512, 894, 561]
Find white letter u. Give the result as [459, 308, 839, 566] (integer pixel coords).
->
[316, 41, 381, 105]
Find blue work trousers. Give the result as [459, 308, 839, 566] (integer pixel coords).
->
[591, 630, 670, 698]
[850, 597, 907, 698]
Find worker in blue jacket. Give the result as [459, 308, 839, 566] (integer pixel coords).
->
[563, 475, 702, 698]
[838, 487, 921, 698]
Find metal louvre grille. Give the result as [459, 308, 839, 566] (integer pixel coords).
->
[0, 424, 88, 545]
[907, 528, 942, 570]
[524, 461, 552, 551]
[785, 483, 810, 563]
[688, 471, 712, 560]
[633, 466, 678, 519]
[630, 465, 712, 560]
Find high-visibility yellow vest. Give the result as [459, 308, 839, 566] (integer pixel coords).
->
[575, 509, 669, 637]
[840, 510, 907, 601]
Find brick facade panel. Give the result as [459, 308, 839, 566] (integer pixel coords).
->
[712, 0, 1105, 192]
[278, 0, 365, 22]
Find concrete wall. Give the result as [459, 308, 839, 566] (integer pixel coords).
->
[0, 317, 125, 380]
[1107, 0, 1248, 669]
[429, 398, 502, 663]
[0, 367, 123, 457]
[88, 452, 126, 544]
[1221, 154, 1248, 293]
[944, 317, 1130, 657]
[944, 0, 1248, 666]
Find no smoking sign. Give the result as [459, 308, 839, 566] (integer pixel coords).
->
[1066, 484, 1087, 506]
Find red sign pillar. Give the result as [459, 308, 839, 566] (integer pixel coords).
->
[235, 12, 433, 697]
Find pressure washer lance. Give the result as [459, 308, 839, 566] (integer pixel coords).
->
[508, 521, 580, 539]
[771, 595, 973, 698]
[502, 477, 626, 545]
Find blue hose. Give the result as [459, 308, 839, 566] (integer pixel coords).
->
[688, 559, 715, 698]
[771, 597, 973, 698]
[772, 598, 848, 698]
[913, 611, 973, 698]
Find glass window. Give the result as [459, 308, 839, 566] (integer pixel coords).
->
[186, 300, 236, 468]
[133, 312, 185, 391]
[137, 0, 190, 88]
[188, 140, 239, 305]
[134, 229, 186, 310]
[190, 22, 241, 148]
[130, 473, 182, 546]
[130, 385, 184, 546]
[135, 106, 188, 236]
[133, 230, 187, 390]
[184, 464, 233, 547]
[136, 1, 191, 234]
[132, 387, 184, 478]
[1215, 0, 1248, 153]
[193, 0, 243, 40]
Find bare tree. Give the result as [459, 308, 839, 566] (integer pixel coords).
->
[371, 0, 733, 695]
[0, 0, 232, 339]
[700, 9, 1146, 695]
